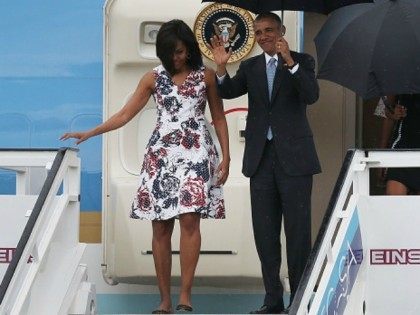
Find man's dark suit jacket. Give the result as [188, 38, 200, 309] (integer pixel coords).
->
[218, 51, 322, 177]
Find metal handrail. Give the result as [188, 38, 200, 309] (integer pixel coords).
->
[0, 147, 77, 305]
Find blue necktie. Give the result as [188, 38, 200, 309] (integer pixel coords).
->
[266, 57, 276, 140]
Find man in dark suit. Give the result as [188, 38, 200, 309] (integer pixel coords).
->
[209, 12, 321, 314]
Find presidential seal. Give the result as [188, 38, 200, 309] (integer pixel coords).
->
[194, 3, 255, 63]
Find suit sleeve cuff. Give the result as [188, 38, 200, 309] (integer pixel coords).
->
[288, 63, 299, 74]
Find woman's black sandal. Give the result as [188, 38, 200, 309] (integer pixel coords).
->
[176, 304, 193, 312]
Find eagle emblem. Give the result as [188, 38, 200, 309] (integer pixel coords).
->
[194, 3, 255, 63]
[212, 18, 240, 48]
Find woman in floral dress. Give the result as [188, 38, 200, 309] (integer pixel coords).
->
[61, 20, 230, 314]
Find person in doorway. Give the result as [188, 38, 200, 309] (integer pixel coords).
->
[385, 94, 420, 195]
[208, 12, 320, 314]
[374, 95, 399, 185]
[61, 19, 230, 314]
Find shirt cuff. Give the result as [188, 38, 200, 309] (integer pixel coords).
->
[288, 63, 299, 74]
[216, 73, 226, 83]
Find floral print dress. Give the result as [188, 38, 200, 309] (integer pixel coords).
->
[130, 65, 225, 220]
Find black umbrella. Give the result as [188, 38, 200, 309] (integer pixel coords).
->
[315, 0, 420, 99]
[201, 0, 373, 14]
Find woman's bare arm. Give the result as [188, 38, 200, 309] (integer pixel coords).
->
[61, 71, 155, 144]
[205, 67, 230, 185]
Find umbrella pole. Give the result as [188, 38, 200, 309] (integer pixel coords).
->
[281, 11, 284, 30]
[382, 96, 395, 114]
[281, 0, 284, 32]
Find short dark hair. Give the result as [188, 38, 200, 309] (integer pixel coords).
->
[156, 19, 203, 75]
[254, 12, 282, 29]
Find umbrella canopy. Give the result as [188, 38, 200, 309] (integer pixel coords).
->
[315, 0, 420, 99]
[201, 0, 373, 14]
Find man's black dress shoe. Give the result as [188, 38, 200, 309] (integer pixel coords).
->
[250, 305, 284, 314]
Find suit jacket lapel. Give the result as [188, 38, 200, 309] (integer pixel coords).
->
[255, 54, 270, 106]
[271, 63, 287, 104]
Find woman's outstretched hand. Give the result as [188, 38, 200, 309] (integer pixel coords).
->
[216, 159, 230, 186]
[60, 131, 91, 145]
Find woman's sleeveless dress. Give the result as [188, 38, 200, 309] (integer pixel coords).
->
[130, 65, 225, 220]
